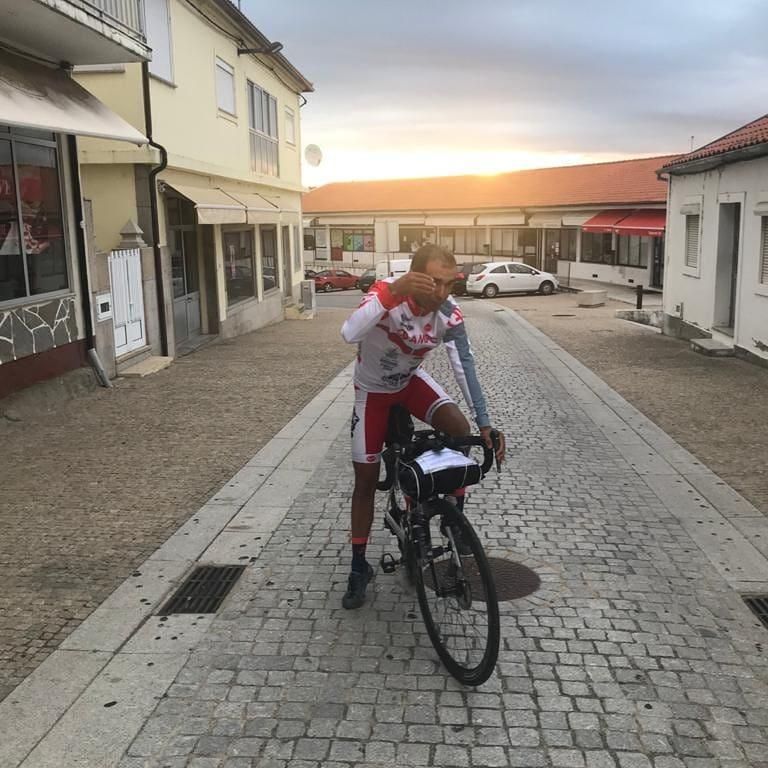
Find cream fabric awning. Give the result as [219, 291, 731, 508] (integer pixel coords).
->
[168, 184, 246, 224]
[423, 214, 476, 227]
[562, 213, 593, 226]
[225, 190, 280, 225]
[314, 215, 375, 225]
[475, 212, 526, 226]
[528, 213, 562, 228]
[0, 48, 147, 144]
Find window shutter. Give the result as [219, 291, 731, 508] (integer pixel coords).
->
[685, 214, 700, 269]
[761, 217, 768, 285]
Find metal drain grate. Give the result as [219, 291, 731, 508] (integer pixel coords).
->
[159, 565, 246, 615]
[744, 595, 768, 629]
[423, 557, 541, 602]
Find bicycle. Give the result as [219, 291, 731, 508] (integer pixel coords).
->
[377, 405, 502, 686]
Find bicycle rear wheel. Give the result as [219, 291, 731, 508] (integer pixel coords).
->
[414, 500, 500, 686]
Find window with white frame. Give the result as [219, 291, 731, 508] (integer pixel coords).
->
[248, 81, 279, 176]
[285, 107, 296, 145]
[760, 217, 768, 285]
[684, 214, 700, 269]
[145, 0, 173, 82]
[215, 57, 236, 115]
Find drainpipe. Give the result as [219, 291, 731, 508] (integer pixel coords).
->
[142, 61, 169, 356]
[68, 134, 111, 387]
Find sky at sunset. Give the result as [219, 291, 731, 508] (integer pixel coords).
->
[244, 0, 768, 186]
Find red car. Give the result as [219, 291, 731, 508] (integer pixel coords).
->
[314, 269, 359, 292]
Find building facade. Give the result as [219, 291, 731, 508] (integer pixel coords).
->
[302, 156, 674, 290]
[660, 115, 768, 364]
[74, 0, 312, 372]
[0, 0, 150, 398]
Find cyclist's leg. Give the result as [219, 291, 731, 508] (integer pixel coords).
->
[346, 388, 392, 608]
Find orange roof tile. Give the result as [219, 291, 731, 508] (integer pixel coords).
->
[303, 155, 678, 214]
[661, 114, 768, 170]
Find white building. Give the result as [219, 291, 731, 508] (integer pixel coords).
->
[302, 156, 676, 290]
[660, 114, 768, 364]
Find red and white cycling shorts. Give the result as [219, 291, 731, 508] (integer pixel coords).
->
[351, 369, 454, 464]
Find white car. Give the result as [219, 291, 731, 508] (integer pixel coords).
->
[466, 261, 559, 298]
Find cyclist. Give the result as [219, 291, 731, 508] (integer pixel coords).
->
[340, 244, 506, 609]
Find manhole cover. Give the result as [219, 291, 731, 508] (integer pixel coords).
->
[159, 565, 245, 615]
[744, 595, 768, 630]
[422, 557, 541, 602]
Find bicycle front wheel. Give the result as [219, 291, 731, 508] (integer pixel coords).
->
[414, 500, 500, 686]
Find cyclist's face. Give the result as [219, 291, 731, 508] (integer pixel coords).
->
[416, 259, 457, 311]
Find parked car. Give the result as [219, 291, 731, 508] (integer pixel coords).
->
[314, 269, 359, 292]
[358, 268, 377, 293]
[466, 262, 558, 298]
[452, 262, 475, 296]
[304, 268, 317, 279]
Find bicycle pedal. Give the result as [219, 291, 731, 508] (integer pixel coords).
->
[380, 553, 398, 574]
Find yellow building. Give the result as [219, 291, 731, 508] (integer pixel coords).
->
[75, 0, 313, 368]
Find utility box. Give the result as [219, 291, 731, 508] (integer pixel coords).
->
[301, 279, 316, 310]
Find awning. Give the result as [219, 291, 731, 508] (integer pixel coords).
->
[528, 213, 562, 229]
[612, 209, 666, 237]
[581, 209, 632, 233]
[475, 212, 525, 226]
[0, 48, 147, 144]
[225, 190, 279, 225]
[424, 215, 476, 227]
[167, 184, 246, 225]
[562, 213, 593, 227]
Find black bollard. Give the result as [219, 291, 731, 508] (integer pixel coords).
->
[636, 284, 643, 310]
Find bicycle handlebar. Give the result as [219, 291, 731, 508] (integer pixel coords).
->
[375, 429, 501, 491]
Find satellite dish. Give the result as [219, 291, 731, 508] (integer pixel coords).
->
[305, 144, 323, 167]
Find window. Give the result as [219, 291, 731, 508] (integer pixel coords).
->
[581, 232, 614, 264]
[260, 225, 278, 293]
[490, 265, 508, 274]
[761, 217, 768, 285]
[509, 263, 535, 274]
[222, 229, 255, 305]
[146, 0, 173, 82]
[0, 130, 68, 302]
[491, 229, 536, 258]
[285, 107, 296, 145]
[685, 214, 700, 269]
[340, 229, 374, 252]
[215, 57, 236, 115]
[399, 227, 435, 253]
[438, 228, 485, 255]
[293, 225, 301, 271]
[248, 81, 279, 176]
[617, 235, 651, 268]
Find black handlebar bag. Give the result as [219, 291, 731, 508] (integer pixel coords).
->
[398, 448, 482, 502]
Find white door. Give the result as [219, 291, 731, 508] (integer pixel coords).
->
[508, 263, 537, 291]
[109, 248, 146, 356]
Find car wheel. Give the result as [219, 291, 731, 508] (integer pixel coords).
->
[539, 281, 555, 295]
[323, 283, 333, 292]
[482, 284, 498, 299]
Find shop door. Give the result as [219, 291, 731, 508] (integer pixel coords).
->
[651, 237, 664, 288]
[171, 227, 201, 343]
[281, 225, 292, 297]
[109, 248, 146, 356]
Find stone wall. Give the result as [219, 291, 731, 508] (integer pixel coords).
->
[0, 297, 78, 365]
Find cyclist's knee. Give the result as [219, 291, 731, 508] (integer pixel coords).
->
[432, 402, 470, 437]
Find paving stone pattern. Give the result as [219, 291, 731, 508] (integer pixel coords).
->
[0, 311, 354, 701]
[120, 303, 768, 768]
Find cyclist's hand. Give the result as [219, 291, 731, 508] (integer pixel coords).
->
[391, 271, 436, 301]
[480, 426, 505, 465]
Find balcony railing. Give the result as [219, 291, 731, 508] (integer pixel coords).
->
[86, 0, 145, 40]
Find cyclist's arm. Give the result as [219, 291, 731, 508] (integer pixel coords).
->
[444, 321, 491, 428]
[340, 280, 404, 343]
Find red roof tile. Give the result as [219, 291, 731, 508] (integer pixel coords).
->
[662, 114, 768, 170]
[303, 156, 678, 214]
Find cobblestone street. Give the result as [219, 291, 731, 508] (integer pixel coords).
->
[8, 299, 760, 768]
[0, 311, 353, 701]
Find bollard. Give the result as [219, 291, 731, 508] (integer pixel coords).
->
[636, 284, 643, 310]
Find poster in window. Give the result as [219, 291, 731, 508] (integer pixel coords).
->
[331, 229, 343, 248]
[351, 233, 363, 252]
[363, 233, 374, 251]
[343, 232, 354, 251]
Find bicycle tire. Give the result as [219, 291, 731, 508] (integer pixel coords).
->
[413, 500, 500, 686]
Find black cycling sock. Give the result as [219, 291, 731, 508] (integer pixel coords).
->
[351, 541, 368, 573]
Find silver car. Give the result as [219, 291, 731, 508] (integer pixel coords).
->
[466, 262, 559, 298]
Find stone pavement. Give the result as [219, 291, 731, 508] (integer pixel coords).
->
[0, 310, 354, 701]
[4, 301, 768, 768]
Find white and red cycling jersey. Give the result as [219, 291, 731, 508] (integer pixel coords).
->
[341, 279, 490, 441]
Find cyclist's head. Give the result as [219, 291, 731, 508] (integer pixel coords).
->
[411, 245, 457, 310]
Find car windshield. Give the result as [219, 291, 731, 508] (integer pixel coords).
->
[471, 264, 487, 274]
[363, 270, 375, 277]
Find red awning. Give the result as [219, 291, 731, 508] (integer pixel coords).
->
[612, 209, 666, 237]
[581, 209, 631, 232]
